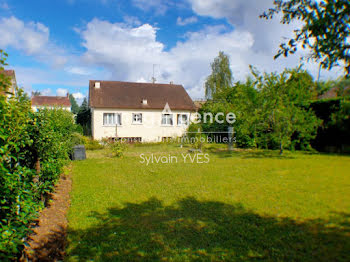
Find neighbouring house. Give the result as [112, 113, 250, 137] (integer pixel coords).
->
[318, 86, 350, 99]
[0, 69, 17, 97]
[193, 99, 206, 111]
[89, 80, 196, 142]
[31, 94, 71, 112]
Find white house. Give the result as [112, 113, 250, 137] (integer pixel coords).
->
[31, 94, 71, 112]
[89, 80, 197, 142]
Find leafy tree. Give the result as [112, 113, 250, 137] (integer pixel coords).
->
[69, 94, 79, 114]
[205, 51, 233, 99]
[261, 0, 350, 76]
[76, 98, 91, 135]
[32, 91, 41, 96]
[0, 50, 10, 94]
[255, 68, 320, 153]
[316, 80, 334, 96]
[199, 66, 320, 153]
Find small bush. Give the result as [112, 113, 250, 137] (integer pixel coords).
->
[109, 141, 126, 157]
[185, 123, 206, 150]
[85, 138, 104, 150]
[71, 132, 85, 146]
[74, 134, 104, 150]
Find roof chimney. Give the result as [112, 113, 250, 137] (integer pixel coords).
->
[95, 82, 100, 88]
[170, 81, 173, 85]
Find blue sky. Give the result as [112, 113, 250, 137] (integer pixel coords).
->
[0, 0, 342, 102]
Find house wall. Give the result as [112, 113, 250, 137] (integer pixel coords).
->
[32, 106, 71, 112]
[0, 75, 16, 98]
[91, 108, 195, 142]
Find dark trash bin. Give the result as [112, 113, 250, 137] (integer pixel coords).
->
[73, 145, 86, 160]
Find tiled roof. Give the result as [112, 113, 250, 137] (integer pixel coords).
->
[193, 100, 206, 110]
[0, 69, 16, 96]
[1, 69, 15, 77]
[318, 86, 350, 99]
[89, 80, 196, 111]
[31, 95, 71, 107]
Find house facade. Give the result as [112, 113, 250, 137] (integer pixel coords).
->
[31, 94, 71, 112]
[89, 80, 196, 142]
[0, 69, 17, 97]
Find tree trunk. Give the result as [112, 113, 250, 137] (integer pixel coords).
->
[279, 141, 283, 155]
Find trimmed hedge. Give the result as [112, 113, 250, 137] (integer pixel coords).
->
[0, 89, 78, 260]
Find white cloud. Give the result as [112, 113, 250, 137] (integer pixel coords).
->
[79, 19, 253, 98]
[78, 18, 341, 99]
[65, 66, 93, 76]
[132, 0, 172, 15]
[136, 77, 147, 83]
[0, 16, 67, 68]
[13, 66, 92, 97]
[80, 19, 165, 81]
[188, 0, 299, 53]
[123, 16, 141, 26]
[41, 88, 52, 96]
[177, 16, 198, 26]
[72, 92, 85, 100]
[0, 16, 49, 55]
[56, 88, 68, 96]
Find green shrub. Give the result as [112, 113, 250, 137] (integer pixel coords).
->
[185, 123, 206, 150]
[73, 134, 104, 150]
[85, 138, 104, 150]
[0, 84, 77, 259]
[0, 89, 41, 260]
[109, 141, 126, 157]
[71, 132, 85, 146]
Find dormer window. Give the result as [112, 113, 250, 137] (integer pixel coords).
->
[142, 99, 147, 105]
[95, 82, 100, 88]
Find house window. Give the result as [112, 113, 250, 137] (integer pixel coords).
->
[177, 114, 189, 125]
[161, 114, 173, 125]
[103, 113, 121, 126]
[132, 113, 142, 124]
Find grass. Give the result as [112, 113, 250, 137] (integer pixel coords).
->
[66, 144, 350, 261]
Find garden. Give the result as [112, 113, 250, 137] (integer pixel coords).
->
[66, 143, 350, 261]
[1, 1, 350, 256]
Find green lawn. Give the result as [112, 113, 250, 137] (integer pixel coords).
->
[67, 144, 350, 261]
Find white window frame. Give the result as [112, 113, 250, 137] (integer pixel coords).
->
[177, 113, 189, 126]
[161, 113, 173, 126]
[132, 113, 143, 124]
[103, 113, 122, 126]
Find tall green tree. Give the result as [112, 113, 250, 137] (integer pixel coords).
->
[261, 0, 350, 76]
[199, 66, 320, 153]
[205, 51, 233, 99]
[76, 98, 91, 135]
[69, 94, 79, 114]
[255, 68, 320, 153]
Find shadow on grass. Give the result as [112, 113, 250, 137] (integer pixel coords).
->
[67, 197, 350, 261]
